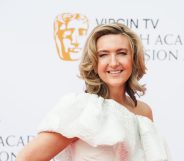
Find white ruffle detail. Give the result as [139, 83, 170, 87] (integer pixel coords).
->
[137, 115, 170, 161]
[38, 93, 136, 147]
[37, 92, 170, 161]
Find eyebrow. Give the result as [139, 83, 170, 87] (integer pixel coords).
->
[97, 50, 109, 53]
[97, 48, 128, 53]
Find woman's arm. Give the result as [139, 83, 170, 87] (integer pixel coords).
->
[15, 132, 77, 161]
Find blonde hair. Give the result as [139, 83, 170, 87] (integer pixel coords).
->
[79, 23, 146, 106]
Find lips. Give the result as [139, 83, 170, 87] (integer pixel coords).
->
[69, 48, 81, 53]
[107, 70, 123, 74]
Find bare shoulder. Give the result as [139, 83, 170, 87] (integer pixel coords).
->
[136, 100, 154, 121]
[125, 97, 154, 121]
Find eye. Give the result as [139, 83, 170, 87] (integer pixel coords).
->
[98, 53, 107, 57]
[63, 29, 73, 39]
[79, 28, 87, 36]
[98, 52, 108, 58]
[118, 51, 127, 55]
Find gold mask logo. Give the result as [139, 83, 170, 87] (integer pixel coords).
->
[54, 13, 89, 61]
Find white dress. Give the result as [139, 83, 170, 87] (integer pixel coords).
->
[37, 92, 171, 161]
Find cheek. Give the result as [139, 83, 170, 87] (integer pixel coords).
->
[63, 39, 71, 47]
[124, 62, 132, 70]
[122, 57, 133, 69]
[97, 60, 107, 73]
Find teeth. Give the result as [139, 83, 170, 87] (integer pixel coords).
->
[108, 70, 122, 74]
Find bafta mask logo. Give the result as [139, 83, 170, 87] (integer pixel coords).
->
[54, 13, 89, 61]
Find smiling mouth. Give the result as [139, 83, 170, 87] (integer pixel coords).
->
[69, 48, 81, 53]
[107, 70, 123, 74]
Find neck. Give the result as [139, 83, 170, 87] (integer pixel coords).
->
[108, 86, 126, 104]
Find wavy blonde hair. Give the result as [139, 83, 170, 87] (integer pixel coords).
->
[79, 23, 146, 106]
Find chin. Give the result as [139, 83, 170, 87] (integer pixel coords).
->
[106, 82, 126, 88]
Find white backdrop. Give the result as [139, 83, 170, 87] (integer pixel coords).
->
[0, 0, 184, 160]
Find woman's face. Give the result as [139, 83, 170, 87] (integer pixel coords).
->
[96, 34, 133, 91]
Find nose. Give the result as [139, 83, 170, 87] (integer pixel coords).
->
[109, 55, 119, 68]
[71, 31, 79, 47]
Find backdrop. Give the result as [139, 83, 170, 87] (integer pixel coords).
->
[0, 0, 183, 161]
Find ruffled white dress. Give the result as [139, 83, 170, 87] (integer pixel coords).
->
[38, 92, 170, 161]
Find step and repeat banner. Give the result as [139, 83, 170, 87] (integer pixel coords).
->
[0, 0, 183, 160]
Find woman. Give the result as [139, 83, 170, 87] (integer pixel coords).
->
[15, 23, 170, 161]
